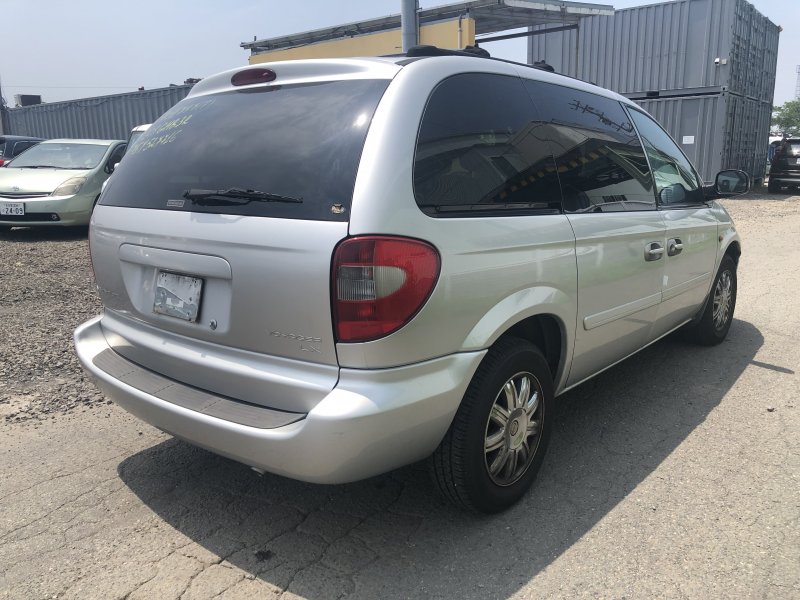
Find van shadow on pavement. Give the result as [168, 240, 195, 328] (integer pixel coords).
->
[118, 319, 763, 599]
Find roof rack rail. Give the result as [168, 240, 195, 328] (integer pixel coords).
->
[404, 45, 557, 74]
[406, 44, 491, 58]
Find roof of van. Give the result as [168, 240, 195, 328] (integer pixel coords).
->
[188, 48, 633, 108]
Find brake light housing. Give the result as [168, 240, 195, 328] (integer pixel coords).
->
[332, 236, 441, 343]
[231, 68, 277, 87]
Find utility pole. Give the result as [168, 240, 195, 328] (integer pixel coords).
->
[401, 0, 419, 52]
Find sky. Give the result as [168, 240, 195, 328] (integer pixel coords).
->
[1, 0, 798, 107]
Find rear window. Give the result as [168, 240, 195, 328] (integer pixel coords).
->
[0, 141, 6, 157]
[101, 79, 390, 221]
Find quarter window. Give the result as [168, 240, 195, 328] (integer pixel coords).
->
[524, 80, 656, 212]
[627, 109, 704, 206]
[414, 73, 561, 217]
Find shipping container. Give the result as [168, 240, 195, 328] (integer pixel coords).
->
[633, 92, 771, 184]
[5, 85, 193, 140]
[528, 0, 779, 102]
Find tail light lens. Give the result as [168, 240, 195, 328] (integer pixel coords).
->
[332, 236, 440, 343]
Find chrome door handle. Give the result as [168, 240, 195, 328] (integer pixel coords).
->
[644, 242, 664, 261]
[667, 238, 683, 256]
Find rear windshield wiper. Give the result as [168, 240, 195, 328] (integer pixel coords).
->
[183, 187, 303, 205]
[16, 165, 68, 169]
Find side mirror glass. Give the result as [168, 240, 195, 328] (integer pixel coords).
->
[715, 170, 749, 196]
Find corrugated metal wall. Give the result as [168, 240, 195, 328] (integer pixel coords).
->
[5, 85, 192, 140]
[529, 0, 779, 101]
[635, 94, 771, 183]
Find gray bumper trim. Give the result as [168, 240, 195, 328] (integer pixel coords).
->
[92, 348, 305, 429]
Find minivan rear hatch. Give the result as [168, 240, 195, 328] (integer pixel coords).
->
[92, 62, 395, 411]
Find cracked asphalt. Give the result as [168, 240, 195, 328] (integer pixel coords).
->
[1, 191, 798, 599]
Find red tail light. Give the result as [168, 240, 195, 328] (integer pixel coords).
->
[332, 236, 440, 343]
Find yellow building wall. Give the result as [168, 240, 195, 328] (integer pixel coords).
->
[249, 18, 476, 64]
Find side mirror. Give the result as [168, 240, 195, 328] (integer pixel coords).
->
[658, 183, 687, 205]
[104, 159, 120, 175]
[715, 170, 749, 196]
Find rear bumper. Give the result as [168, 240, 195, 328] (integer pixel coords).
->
[769, 172, 800, 185]
[74, 316, 485, 483]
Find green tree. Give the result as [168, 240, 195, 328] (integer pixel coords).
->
[772, 99, 800, 135]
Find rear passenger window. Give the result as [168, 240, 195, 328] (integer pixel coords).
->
[524, 80, 655, 212]
[414, 73, 561, 217]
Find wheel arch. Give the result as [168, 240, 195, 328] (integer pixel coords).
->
[724, 240, 741, 265]
[500, 314, 564, 384]
[461, 286, 574, 391]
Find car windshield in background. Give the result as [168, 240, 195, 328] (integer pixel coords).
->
[9, 143, 108, 170]
[100, 79, 389, 221]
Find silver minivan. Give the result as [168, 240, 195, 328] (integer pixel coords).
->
[74, 47, 747, 512]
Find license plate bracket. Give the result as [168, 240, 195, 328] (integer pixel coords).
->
[153, 271, 204, 322]
[0, 202, 25, 216]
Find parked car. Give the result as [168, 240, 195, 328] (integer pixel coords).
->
[0, 139, 127, 228]
[127, 124, 151, 151]
[767, 137, 800, 193]
[0, 134, 45, 167]
[74, 47, 748, 513]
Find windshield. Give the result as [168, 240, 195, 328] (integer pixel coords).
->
[9, 143, 108, 169]
[100, 79, 390, 221]
[0, 141, 6, 157]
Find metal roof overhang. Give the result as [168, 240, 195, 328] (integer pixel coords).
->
[241, 0, 614, 54]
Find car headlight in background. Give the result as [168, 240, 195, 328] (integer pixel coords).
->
[51, 177, 87, 197]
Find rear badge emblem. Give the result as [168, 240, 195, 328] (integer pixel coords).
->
[166, 198, 185, 208]
[11, 186, 20, 192]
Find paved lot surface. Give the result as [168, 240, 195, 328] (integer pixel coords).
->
[1, 191, 798, 599]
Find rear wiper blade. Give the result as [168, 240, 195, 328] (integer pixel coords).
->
[183, 187, 303, 205]
[16, 165, 66, 169]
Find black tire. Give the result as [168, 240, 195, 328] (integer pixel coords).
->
[767, 178, 780, 193]
[430, 337, 553, 513]
[685, 254, 737, 346]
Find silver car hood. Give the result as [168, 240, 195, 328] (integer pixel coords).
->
[0, 168, 87, 194]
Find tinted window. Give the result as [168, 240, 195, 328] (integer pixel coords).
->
[9, 143, 108, 169]
[524, 80, 655, 212]
[0, 141, 6, 157]
[101, 80, 389, 222]
[414, 73, 561, 217]
[12, 141, 39, 156]
[628, 109, 704, 205]
[107, 144, 127, 165]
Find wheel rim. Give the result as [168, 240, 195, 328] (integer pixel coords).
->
[483, 371, 544, 487]
[712, 270, 733, 331]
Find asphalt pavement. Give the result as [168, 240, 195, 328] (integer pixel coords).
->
[0, 192, 798, 599]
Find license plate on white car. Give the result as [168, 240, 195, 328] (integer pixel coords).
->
[153, 271, 204, 322]
[0, 202, 24, 216]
